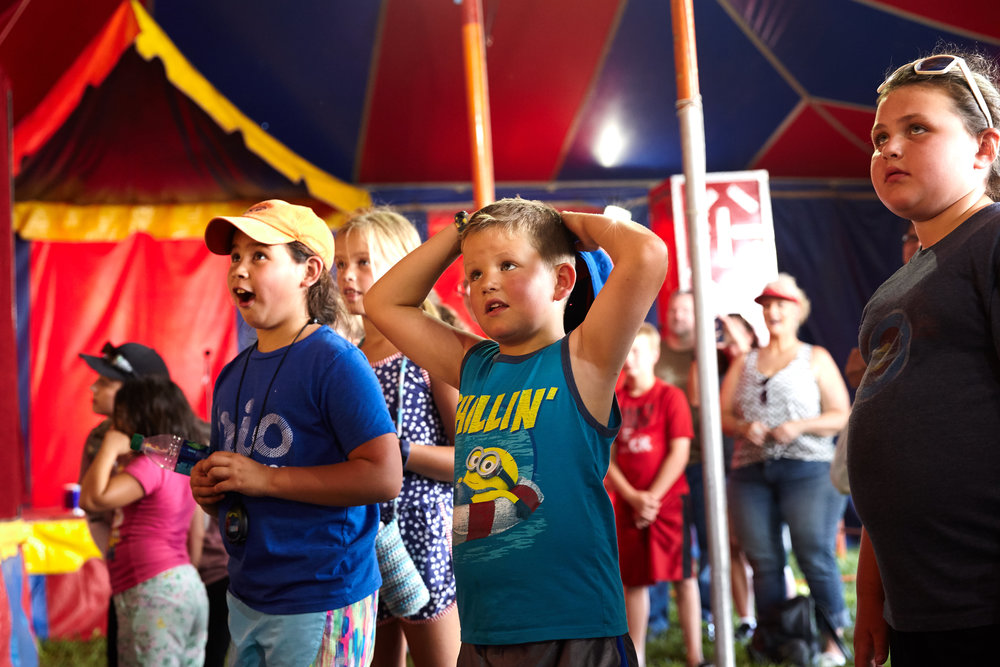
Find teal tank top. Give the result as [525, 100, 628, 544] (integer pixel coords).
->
[454, 337, 627, 644]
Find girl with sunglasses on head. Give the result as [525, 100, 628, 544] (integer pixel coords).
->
[849, 49, 1000, 666]
[719, 273, 851, 667]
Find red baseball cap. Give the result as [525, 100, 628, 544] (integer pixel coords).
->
[754, 285, 800, 305]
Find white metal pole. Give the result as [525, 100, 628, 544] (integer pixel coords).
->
[672, 0, 735, 664]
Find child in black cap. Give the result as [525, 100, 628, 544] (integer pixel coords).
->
[79, 341, 170, 550]
[78, 340, 170, 667]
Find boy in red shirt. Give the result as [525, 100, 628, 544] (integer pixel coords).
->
[606, 323, 706, 667]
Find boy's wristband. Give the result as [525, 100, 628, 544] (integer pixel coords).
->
[399, 439, 411, 468]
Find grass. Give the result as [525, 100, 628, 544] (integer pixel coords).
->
[37, 629, 105, 667]
[38, 547, 867, 667]
[646, 546, 865, 666]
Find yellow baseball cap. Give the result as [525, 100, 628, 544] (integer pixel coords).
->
[205, 199, 335, 269]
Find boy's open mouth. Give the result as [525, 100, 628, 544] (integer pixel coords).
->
[485, 300, 507, 314]
[234, 287, 255, 305]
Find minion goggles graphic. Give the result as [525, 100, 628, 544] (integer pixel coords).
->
[453, 444, 544, 543]
[462, 446, 518, 492]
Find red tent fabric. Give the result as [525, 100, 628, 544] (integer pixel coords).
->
[4, 0, 1000, 514]
[16, 48, 322, 205]
[27, 235, 235, 508]
[10, 0, 138, 174]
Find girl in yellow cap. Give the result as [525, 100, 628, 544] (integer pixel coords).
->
[193, 199, 403, 666]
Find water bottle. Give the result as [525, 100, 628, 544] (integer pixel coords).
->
[130, 433, 209, 476]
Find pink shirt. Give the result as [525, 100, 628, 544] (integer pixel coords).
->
[106, 455, 195, 595]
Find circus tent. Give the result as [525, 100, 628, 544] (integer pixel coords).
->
[1, 0, 999, 652]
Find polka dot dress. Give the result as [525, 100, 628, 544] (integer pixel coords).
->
[372, 353, 456, 622]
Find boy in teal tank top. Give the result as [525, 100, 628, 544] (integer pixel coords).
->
[366, 198, 668, 666]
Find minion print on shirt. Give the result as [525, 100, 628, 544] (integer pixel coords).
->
[453, 445, 544, 544]
[452, 338, 627, 644]
[451, 390, 549, 545]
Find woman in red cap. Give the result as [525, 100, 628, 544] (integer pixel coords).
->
[719, 273, 851, 667]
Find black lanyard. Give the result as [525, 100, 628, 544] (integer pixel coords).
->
[224, 320, 313, 545]
[232, 320, 313, 459]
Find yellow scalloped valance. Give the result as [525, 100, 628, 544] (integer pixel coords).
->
[14, 201, 351, 241]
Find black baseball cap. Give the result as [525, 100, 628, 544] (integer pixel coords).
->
[79, 342, 170, 382]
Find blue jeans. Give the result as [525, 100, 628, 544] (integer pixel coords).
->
[728, 459, 849, 629]
[647, 581, 670, 635]
[685, 463, 712, 621]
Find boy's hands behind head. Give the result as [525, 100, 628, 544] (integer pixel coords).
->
[561, 209, 667, 425]
[559, 211, 608, 252]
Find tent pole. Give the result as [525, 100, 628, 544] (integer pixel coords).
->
[460, 0, 495, 209]
[0, 70, 25, 518]
[671, 1, 735, 665]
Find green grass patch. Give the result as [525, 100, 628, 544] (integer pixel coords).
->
[38, 548, 872, 666]
[646, 546, 865, 666]
[38, 630, 106, 667]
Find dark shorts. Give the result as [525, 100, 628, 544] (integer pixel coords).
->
[889, 623, 1000, 666]
[457, 635, 638, 667]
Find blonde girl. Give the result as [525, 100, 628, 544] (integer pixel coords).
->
[335, 208, 460, 667]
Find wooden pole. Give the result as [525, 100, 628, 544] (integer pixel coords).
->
[0, 69, 25, 518]
[460, 0, 495, 209]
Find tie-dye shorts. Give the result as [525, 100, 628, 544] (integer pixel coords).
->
[226, 590, 377, 666]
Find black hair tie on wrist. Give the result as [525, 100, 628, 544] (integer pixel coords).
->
[399, 439, 411, 468]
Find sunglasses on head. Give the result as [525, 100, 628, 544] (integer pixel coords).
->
[101, 342, 136, 377]
[877, 54, 994, 129]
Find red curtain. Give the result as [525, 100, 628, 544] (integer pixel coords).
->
[28, 234, 236, 509]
